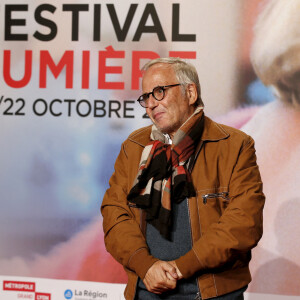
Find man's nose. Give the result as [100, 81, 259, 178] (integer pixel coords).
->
[147, 94, 158, 109]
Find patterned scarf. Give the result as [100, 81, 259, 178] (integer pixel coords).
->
[127, 106, 204, 240]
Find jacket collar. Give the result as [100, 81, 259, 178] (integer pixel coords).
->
[128, 116, 229, 147]
[128, 125, 152, 147]
[201, 116, 229, 142]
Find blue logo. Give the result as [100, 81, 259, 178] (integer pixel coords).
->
[64, 289, 73, 299]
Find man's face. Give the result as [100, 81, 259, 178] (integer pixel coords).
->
[142, 63, 196, 138]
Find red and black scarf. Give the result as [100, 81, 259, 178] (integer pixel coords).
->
[127, 106, 204, 240]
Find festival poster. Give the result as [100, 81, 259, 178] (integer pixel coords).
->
[1, 0, 299, 299]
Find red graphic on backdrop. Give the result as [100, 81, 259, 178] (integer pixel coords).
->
[3, 281, 36, 292]
[2, 47, 196, 90]
[35, 292, 51, 300]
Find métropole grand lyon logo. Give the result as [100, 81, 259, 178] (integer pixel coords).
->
[3, 280, 51, 299]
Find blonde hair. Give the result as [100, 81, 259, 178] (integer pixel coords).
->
[251, 0, 300, 107]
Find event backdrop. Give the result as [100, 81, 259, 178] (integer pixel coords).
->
[1, 0, 300, 299]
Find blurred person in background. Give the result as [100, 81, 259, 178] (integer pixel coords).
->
[240, 0, 300, 295]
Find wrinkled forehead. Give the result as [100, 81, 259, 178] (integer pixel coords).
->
[142, 63, 176, 90]
[142, 62, 174, 73]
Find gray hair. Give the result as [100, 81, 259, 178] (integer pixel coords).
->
[251, 0, 300, 108]
[142, 57, 203, 106]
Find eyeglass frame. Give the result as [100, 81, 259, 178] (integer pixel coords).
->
[137, 83, 182, 108]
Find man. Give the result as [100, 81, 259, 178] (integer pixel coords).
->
[101, 57, 265, 299]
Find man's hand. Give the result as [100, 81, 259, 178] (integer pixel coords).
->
[168, 261, 183, 280]
[143, 260, 178, 294]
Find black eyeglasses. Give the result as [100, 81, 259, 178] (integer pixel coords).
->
[137, 84, 182, 108]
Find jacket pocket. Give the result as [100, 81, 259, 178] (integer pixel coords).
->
[202, 191, 229, 204]
[197, 188, 230, 226]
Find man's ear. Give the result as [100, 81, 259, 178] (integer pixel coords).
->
[186, 84, 198, 105]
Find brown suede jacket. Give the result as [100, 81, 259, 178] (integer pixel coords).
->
[101, 116, 265, 299]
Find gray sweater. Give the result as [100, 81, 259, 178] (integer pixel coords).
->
[135, 198, 199, 299]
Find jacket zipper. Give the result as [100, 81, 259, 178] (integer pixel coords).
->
[202, 192, 229, 204]
[187, 197, 201, 299]
[194, 291, 202, 300]
[188, 139, 204, 299]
